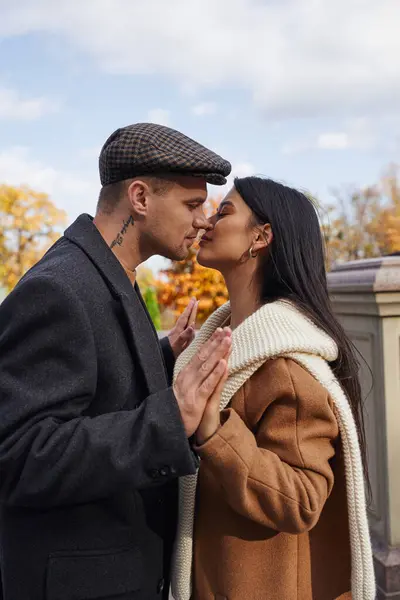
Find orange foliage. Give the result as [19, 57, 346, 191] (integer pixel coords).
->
[374, 167, 400, 253]
[158, 243, 228, 325]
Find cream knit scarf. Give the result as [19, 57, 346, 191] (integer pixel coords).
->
[171, 300, 375, 600]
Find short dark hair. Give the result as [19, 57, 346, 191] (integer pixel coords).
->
[96, 176, 174, 214]
[97, 180, 129, 215]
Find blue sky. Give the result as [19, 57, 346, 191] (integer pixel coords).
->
[0, 0, 399, 272]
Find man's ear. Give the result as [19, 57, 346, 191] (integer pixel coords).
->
[127, 180, 150, 217]
[252, 223, 273, 253]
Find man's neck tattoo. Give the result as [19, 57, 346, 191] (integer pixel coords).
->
[110, 215, 134, 249]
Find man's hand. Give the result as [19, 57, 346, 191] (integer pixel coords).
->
[195, 345, 231, 445]
[173, 327, 232, 438]
[168, 297, 198, 358]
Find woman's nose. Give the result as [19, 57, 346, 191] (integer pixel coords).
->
[208, 213, 218, 226]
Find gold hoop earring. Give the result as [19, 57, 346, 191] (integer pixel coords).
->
[249, 246, 258, 259]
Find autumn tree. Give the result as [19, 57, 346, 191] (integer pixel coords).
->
[158, 243, 228, 325]
[320, 165, 400, 269]
[0, 184, 66, 292]
[319, 186, 382, 269]
[371, 165, 400, 253]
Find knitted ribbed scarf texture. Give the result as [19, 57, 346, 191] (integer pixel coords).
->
[170, 300, 375, 600]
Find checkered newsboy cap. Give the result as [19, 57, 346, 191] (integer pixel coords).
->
[99, 123, 231, 186]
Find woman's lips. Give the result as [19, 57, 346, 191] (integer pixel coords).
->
[199, 236, 212, 245]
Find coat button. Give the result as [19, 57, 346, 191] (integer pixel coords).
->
[157, 578, 165, 594]
[159, 466, 170, 477]
[149, 469, 159, 479]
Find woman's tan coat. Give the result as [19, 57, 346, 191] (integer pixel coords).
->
[192, 357, 352, 600]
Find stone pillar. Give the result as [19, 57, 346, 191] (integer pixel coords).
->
[328, 255, 400, 600]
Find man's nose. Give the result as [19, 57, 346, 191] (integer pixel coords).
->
[194, 214, 213, 231]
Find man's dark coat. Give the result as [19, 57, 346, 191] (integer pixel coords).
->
[0, 214, 197, 600]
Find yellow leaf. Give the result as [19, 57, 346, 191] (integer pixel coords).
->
[0, 184, 66, 292]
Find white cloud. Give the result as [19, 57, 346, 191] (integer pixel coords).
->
[191, 102, 217, 117]
[211, 162, 256, 196]
[229, 162, 256, 179]
[281, 140, 309, 155]
[147, 109, 171, 126]
[180, 82, 198, 97]
[282, 118, 376, 154]
[78, 146, 101, 160]
[227, 108, 241, 121]
[1, 0, 399, 119]
[0, 147, 98, 222]
[0, 87, 59, 120]
[317, 133, 349, 150]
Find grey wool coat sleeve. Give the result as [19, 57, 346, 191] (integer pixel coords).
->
[0, 269, 197, 509]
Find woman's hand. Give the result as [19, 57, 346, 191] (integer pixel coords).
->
[195, 332, 231, 445]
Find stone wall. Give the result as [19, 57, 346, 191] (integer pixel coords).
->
[328, 255, 400, 600]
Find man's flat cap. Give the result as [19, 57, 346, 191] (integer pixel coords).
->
[99, 123, 231, 186]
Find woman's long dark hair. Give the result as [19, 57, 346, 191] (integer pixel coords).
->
[234, 176, 369, 490]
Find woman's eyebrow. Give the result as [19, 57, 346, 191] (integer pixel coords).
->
[218, 201, 234, 210]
